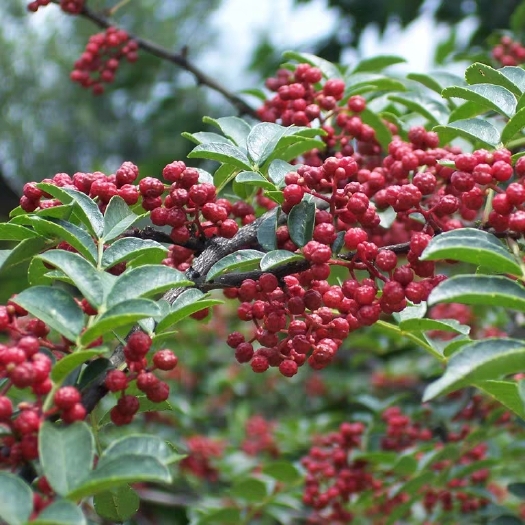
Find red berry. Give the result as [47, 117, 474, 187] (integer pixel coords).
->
[105, 369, 128, 392]
[153, 349, 178, 371]
[54, 386, 81, 410]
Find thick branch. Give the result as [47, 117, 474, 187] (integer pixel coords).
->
[60, 1, 258, 117]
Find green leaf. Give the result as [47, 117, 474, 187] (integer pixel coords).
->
[101, 238, 168, 269]
[423, 338, 525, 401]
[475, 380, 525, 420]
[434, 118, 501, 148]
[420, 228, 521, 275]
[13, 286, 84, 342]
[287, 199, 315, 247]
[399, 318, 470, 335]
[77, 357, 111, 390]
[195, 508, 242, 525]
[38, 185, 105, 239]
[441, 84, 516, 118]
[203, 116, 252, 148]
[465, 62, 525, 97]
[358, 108, 392, 149]
[51, 348, 109, 383]
[282, 50, 342, 79]
[107, 265, 192, 308]
[212, 163, 238, 194]
[235, 171, 276, 190]
[101, 434, 180, 465]
[30, 499, 87, 525]
[501, 66, 525, 95]
[490, 516, 524, 525]
[388, 94, 446, 126]
[80, 299, 161, 346]
[266, 138, 326, 164]
[37, 250, 105, 308]
[246, 122, 291, 166]
[268, 160, 296, 188]
[230, 477, 268, 502]
[260, 250, 305, 271]
[449, 100, 488, 122]
[93, 485, 139, 522]
[407, 71, 466, 95]
[353, 55, 406, 73]
[262, 462, 301, 483]
[29, 217, 97, 264]
[0, 237, 48, 272]
[0, 473, 33, 525]
[428, 275, 525, 311]
[346, 73, 406, 94]
[102, 196, 142, 242]
[155, 294, 222, 333]
[391, 471, 435, 498]
[508, 482, 525, 499]
[0, 223, 41, 241]
[257, 211, 278, 251]
[502, 107, 525, 145]
[187, 143, 252, 171]
[39, 422, 94, 497]
[66, 454, 172, 500]
[182, 131, 232, 145]
[511, 2, 525, 35]
[393, 455, 418, 476]
[206, 250, 265, 282]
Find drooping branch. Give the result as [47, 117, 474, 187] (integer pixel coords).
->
[51, 1, 258, 118]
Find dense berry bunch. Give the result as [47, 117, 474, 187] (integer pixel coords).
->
[492, 35, 525, 66]
[70, 27, 138, 95]
[241, 415, 279, 457]
[301, 406, 497, 524]
[105, 332, 177, 426]
[27, 0, 84, 14]
[180, 435, 224, 481]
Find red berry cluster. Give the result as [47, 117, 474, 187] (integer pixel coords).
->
[492, 35, 525, 66]
[241, 415, 279, 457]
[301, 407, 493, 524]
[179, 435, 224, 481]
[27, 0, 84, 14]
[70, 27, 138, 95]
[104, 332, 177, 426]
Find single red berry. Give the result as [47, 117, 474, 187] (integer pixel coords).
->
[54, 386, 81, 410]
[105, 369, 128, 392]
[146, 381, 170, 403]
[62, 403, 87, 423]
[153, 349, 178, 371]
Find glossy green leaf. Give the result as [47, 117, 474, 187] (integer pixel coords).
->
[235, 171, 276, 190]
[266, 138, 326, 164]
[247, 122, 291, 166]
[196, 508, 242, 525]
[287, 199, 315, 247]
[77, 357, 111, 390]
[67, 454, 172, 500]
[465, 62, 525, 97]
[501, 66, 525, 94]
[407, 71, 466, 95]
[391, 471, 435, 498]
[206, 249, 265, 281]
[182, 131, 232, 145]
[187, 143, 252, 171]
[434, 118, 501, 147]
[31, 499, 86, 525]
[257, 211, 278, 251]
[13, 286, 84, 342]
[93, 485, 139, 522]
[399, 318, 470, 335]
[260, 250, 305, 271]
[102, 196, 141, 242]
[359, 108, 392, 149]
[101, 434, 181, 466]
[423, 338, 525, 401]
[0, 223, 41, 241]
[80, 299, 161, 346]
[262, 462, 301, 483]
[0, 473, 33, 525]
[449, 100, 488, 122]
[155, 295, 222, 332]
[282, 50, 342, 79]
[39, 422, 94, 497]
[420, 228, 521, 275]
[51, 348, 109, 383]
[502, 107, 525, 145]
[475, 380, 525, 420]
[268, 160, 296, 188]
[230, 477, 268, 502]
[428, 275, 525, 311]
[27, 257, 54, 286]
[388, 94, 446, 126]
[392, 455, 418, 476]
[0, 237, 48, 272]
[353, 55, 405, 73]
[508, 482, 525, 499]
[37, 250, 105, 307]
[101, 238, 168, 269]
[346, 73, 406, 94]
[107, 265, 191, 308]
[442, 84, 516, 118]
[203, 115, 252, 148]
[29, 217, 97, 263]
